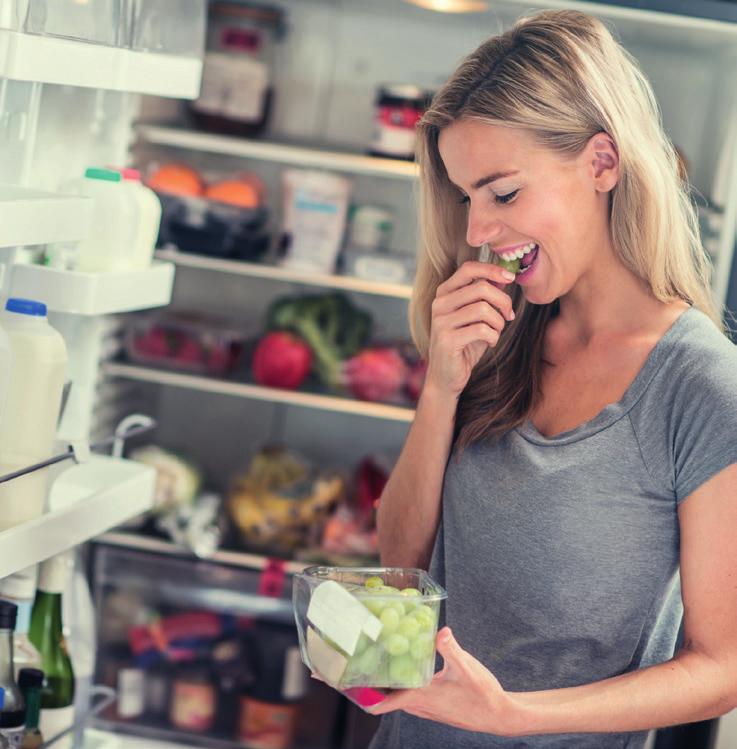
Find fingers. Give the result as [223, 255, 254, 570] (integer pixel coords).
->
[437, 261, 516, 297]
[439, 300, 507, 335]
[433, 268, 515, 323]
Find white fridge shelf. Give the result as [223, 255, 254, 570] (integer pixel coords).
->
[0, 31, 202, 99]
[156, 248, 414, 300]
[137, 125, 419, 181]
[104, 362, 417, 423]
[10, 260, 175, 315]
[0, 455, 155, 579]
[0, 185, 92, 248]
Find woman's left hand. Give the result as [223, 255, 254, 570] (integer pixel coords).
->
[368, 627, 522, 737]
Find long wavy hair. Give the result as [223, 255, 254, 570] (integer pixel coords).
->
[411, 9, 721, 450]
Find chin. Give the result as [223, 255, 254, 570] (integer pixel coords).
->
[520, 287, 557, 306]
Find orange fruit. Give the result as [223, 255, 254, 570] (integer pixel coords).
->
[205, 179, 261, 208]
[147, 163, 204, 196]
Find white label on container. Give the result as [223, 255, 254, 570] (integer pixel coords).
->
[282, 645, 309, 701]
[305, 626, 348, 685]
[0, 725, 25, 748]
[354, 256, 408, 284]
[39, 706, 74, 749]
[306, 580, 381, 656]
[117, 668, 145, 718]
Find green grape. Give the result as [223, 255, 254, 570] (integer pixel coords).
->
[412, 605, 436, 630]
[356, 644, 382, 675]
[364, 576, 385, 589]
[383, 633, 410, 657]
[410, 632, 435, 662]
[492, 254, 521, 274]
[397, 615, 421, 640]
[389, 653, 422, 686]
[356, 593, 386, 617]
[379, 606, 401, 635]
[399, 587, 421, 612]
[379, 585, 401, 594]
[400, 587, 421, 598]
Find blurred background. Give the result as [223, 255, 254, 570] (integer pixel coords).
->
[0, 2, 735, 749]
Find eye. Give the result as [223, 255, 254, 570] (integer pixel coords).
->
[495, 189, 519, 205]
[458, 194, 470, 206]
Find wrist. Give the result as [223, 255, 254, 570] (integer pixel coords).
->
[417, 381, 458, 419]
[497, 692, 533, 738]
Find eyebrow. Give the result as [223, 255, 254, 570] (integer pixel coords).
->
[472, 170, 519, 190]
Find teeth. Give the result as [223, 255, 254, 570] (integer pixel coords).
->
[499, 243, 537, 262]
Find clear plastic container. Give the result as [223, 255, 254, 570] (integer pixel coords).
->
[125, 312, 248, 376]
[292, 567, 447, 710]
[128, 0, 206, 58]
[23, 0, 126, 47]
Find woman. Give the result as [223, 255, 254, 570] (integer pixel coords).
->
[368, 9, 737, 749]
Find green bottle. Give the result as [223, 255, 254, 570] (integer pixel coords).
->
[28, 555, 74, 749]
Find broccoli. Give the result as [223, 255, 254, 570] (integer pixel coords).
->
[267, 293, 373, 387]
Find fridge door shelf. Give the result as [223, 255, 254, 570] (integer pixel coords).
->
[0, 30, 202, 99]
[10, 260, 175, 315]
[0, 184, 92, 248]
[0, 455, 156, 579]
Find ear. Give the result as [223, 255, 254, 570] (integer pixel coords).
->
[588, 132, 619, 192]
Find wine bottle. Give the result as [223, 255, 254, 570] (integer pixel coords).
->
[28, 555, 74, 749]
[0, 601, 25, 748]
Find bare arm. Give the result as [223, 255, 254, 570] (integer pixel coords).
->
[377, 384, 457, 569]
[376, 261, 516, 570]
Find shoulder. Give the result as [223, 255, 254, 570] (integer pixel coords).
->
[663, 308, 737, 399]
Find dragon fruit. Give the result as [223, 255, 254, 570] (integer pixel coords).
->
[343, 347, 408, 402]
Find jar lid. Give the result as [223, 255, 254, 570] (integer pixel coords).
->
[378, 84, 428, 104]
[211, 2, 284, 25]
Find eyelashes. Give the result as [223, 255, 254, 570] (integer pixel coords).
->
[458, 189, 520, 206]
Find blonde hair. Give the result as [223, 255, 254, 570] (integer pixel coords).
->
[411, 9, 722, 450]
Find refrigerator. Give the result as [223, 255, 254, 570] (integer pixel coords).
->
[0, 2, 735, 749]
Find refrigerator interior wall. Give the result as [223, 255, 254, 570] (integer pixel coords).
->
[138, 0, 737, 290]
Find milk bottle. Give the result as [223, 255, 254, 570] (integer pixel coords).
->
[60, 168, 138, 272]
[117, 168, 162, 270]
[0, 299, 68, 532]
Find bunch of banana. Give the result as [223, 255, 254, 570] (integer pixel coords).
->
[228, 447, 345, 552]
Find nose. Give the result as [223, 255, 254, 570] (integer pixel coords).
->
[465, 201, 504, 248]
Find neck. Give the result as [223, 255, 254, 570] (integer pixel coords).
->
[557, 239, 668, 345]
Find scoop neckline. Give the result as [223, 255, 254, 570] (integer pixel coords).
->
[516, 306, 698, 446]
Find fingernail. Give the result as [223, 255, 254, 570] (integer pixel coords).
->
[502, 270, 515, 281]
[509, 310, 516, 321]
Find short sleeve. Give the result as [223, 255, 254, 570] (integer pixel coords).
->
[628, 316, 737, 505]
[670, 345, 737, 504]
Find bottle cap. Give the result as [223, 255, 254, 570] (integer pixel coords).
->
[0, 600, 18, 629]
[119, 168, 141, 181]
[5, 298, 47, 317]
[18, 668, 44, 690]
[84, 167, 121, 182]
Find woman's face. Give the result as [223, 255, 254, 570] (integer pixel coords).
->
[437, 119, 617, 305]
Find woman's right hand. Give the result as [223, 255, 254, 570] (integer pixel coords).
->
[425, 261, 516, 399]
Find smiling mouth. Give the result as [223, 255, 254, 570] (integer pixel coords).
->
[488, 242, 539, 276]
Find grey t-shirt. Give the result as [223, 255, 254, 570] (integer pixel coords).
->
[369, 306, 737, 749]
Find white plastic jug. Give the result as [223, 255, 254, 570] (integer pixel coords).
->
[60, 167, 139, 272]
[118, 167, 162, 270]
[0, 299, 68, 532]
